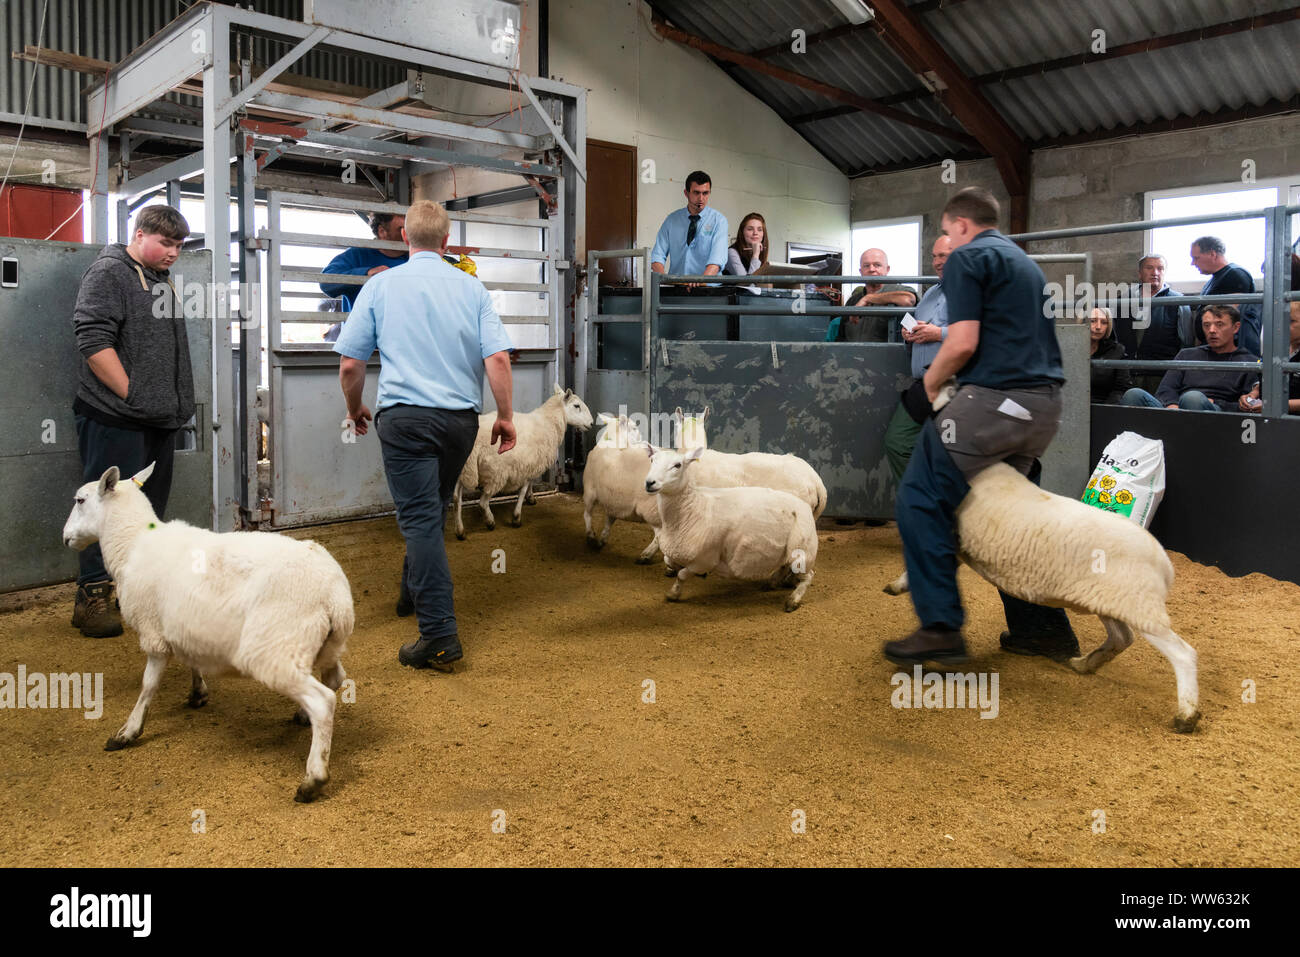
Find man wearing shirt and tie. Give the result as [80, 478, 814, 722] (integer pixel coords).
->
[650, 170, 729, 284]
[335, 200, 516, 673]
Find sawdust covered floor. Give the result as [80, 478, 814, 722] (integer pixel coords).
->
[0, 493, 1296, 867]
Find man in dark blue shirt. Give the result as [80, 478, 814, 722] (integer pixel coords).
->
[1190, 236, 1259, 355]
[320, 212, 409, 308]
[886, 187, 1078, 666]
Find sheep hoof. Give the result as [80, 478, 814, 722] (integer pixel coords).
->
[484, 521, 496, 531]
[291, 709, 311, 727]
[185, 690, 208, 709]
[294, 778, 327, 803]
[509, 516, 522, 528]
[635, 555, 655, 565]
[525, 494, 536, 505]
[455, 530, 466, 541]
[665, 593, 682, 603]
[1067, 656, 1092, 674]
[104, 735, 134, 752]
[783, 599, 802, 613]
[586, 536, 604, 551]
[1172, 712, 1201, 734]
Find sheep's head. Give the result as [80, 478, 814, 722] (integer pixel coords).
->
[644, 444, 704, 494]
[676, 406, 710, 450]
[62, 462, 155, 550]
[594, 412, 643, 448]
[561, 387, 594, 431]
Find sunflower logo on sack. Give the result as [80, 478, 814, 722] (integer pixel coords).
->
[1115, 489, 1134, 506]
[1087, 477, 1098, 490]
[1098, 491, 1113, 504]
[1099, 475, 1117, 490]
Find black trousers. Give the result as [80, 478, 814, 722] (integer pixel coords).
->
[75, 415, 177, 585]
[375, 405, 480, 641]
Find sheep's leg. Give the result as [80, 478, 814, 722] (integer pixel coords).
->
[666, 567, 689, 602]
[296, 660, 347, 725]
[479, 490, 496, 531]
[524, 482, 536, 506]
[185, 669, 209, 709]
[509, 483, 528, 527]
[1069, 616, 1135, 675]
[883, 569, 909, 595]
[453, 484, 466, 541]
[281, 671, 336, 803]
[1141, 626, 1201, 733]
[105, 652, 169, 751]
[636, 530, 660, 564]
[785, 571, 814, 613]
[762, 564, 788, 591]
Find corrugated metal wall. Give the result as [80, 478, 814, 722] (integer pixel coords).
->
[2, 0, 403, 128]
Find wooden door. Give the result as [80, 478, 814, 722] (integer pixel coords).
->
[585, 139, 636, 286]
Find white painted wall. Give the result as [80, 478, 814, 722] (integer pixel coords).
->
[414, 0, 850, 263]
[549, 0, 849, 261]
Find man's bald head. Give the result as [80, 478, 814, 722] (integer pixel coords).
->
[931, 235, 953, 277]
[859, 248, 890, 279]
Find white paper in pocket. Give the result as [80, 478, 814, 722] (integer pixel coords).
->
[997, 398, 1033, 421]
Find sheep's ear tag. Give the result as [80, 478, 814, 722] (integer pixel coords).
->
[132, 478, 144, 489]
[148, 522, 156, 530]
[685, 445, 705, 464]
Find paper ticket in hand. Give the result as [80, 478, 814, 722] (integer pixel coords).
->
[900, 314, 918, 333]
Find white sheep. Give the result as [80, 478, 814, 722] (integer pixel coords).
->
[887, 462, 1199, 732]
[584, 409, 827, 562]
[61, 463, 354, 801]
[454, 383, 593, 539]
[645, 445, 818, 612]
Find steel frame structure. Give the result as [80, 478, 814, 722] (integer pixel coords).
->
[84, 0, 586, 531]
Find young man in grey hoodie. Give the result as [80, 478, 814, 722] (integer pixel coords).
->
[70, 205, 196, 637]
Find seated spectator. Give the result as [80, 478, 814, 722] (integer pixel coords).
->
[1189, 235, 1260, 356]
[1088, 307, 1131, 404]
[725, 213, 769, 276]
[828, 248, 918, 342]
[1238, 254, 1300, 415]
[320, 212, 409, 308]
[1120, 304, 1259, 411]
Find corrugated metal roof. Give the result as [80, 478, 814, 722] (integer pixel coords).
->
[2, 0, 404, 129]
[650, 0, 1300, 174]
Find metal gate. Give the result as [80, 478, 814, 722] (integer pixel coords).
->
[260, 191, 564, 527]
[0, 238, 213, 592]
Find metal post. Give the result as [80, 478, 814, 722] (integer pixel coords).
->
[204, 6, 235, 531]
[1260, 205, 1291, 417]
[647, 270, 661, 415]
[236, 131, 262, 526]
[165, 179, 180, 209]
[115, 199, 129, 244]
[89, 129, 110, 243]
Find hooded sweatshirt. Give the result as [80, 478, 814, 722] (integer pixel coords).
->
[72, 244, 196, 431]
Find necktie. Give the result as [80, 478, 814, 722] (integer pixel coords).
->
[686, 213, 700, 246]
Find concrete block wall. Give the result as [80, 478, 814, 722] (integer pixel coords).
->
[849, 114, 1300, 292]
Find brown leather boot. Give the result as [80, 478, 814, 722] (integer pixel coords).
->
[73, 582, 124, 638]
[884, 626, 967, 666]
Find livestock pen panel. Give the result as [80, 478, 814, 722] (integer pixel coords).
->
[0, 239, 213, 592]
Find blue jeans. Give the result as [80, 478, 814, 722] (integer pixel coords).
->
[375, 406, 480, 641]
[75, 415, 177, 586]
[1121, 388, 1218, 411]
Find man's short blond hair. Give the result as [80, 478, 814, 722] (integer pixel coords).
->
[404, 200, 451, 249]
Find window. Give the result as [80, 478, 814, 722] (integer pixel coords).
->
[850, 216, 921, 288]
[1145, 178, 1298, 292]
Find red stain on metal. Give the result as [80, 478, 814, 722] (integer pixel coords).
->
[447, 246, 482, 256]
[239, 117, 308, 138]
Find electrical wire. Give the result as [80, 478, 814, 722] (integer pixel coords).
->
[0, 0, 52, 198]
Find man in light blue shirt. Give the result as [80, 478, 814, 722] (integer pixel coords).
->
[650, 170, 729, 282]
[336, 199, 515, 672]
[885, 234, 952, 482]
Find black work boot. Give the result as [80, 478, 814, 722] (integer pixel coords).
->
[884, 626, 967, 666]
[999, 631, 1080, 663]
[398, 635, 463, 673]
[73, 582, 124, 638]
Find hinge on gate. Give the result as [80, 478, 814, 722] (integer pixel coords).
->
[771, 342, 780, 369]
[660, 340, 670, 366]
